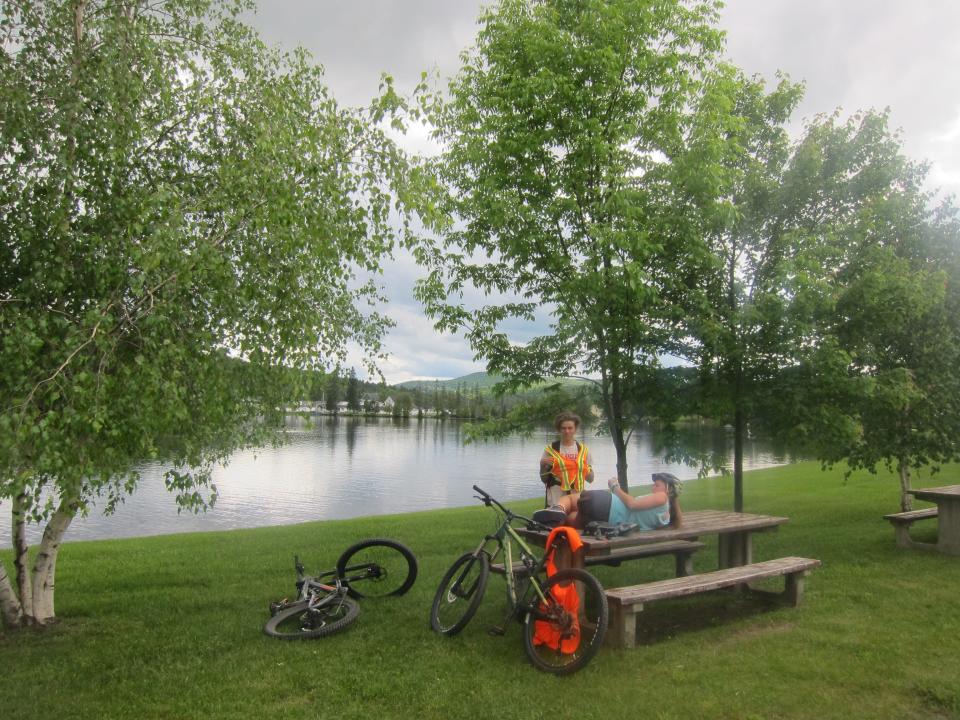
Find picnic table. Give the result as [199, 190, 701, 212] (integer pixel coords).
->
[519, 508, 820, 649]
[907, 484, 960, 555]
[519, 508, 790, 571]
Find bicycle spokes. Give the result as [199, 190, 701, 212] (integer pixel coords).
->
[522, 569, 608, 675]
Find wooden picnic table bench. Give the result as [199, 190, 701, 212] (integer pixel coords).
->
[491, 539, 705, 578]
[584, 539, 705, 577]
[604, 556, 821, 648]
[903, 485, 960, 556]
[883, 507, 939, 550]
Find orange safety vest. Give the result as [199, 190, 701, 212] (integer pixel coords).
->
[532, 526, 584, 655]
[544, 441, 591, 493]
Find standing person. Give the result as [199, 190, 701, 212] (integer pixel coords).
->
[539, 411, 594, 507]
[536, 472, 683, 530]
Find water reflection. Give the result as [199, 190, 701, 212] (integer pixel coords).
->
[345, 417, 358, 456]
[0, 417, 797, 545]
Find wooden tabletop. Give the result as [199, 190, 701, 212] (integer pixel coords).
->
[908, 485, 960, 501]
[519, 509, 789, 556]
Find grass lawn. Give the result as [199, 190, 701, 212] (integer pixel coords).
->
[2, 461, 960, 720]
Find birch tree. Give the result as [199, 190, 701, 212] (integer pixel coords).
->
[0, 0, 434, 627]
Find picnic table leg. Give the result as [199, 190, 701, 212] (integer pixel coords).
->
[937, 499, 960, 555]
[718, 531, 752, 568]
[606, 602, 639, 649]
[551, 540, 585, 571]
[783, 570, 808, 606]
[891, 522, 914, 549]
[675, 550, 694, 577]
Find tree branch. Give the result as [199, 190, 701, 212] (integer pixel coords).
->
[16, 198, 268, 418]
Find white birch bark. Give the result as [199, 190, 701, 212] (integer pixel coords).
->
[29, 499, 77, 625]
[0, 559, 23, 627]
[12, 493, 34, 623]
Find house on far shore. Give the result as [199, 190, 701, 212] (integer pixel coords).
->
[362, 393, 382, 412]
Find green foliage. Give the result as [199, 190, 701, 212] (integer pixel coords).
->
[461, 382, 595, 442]
[680, 66, 960, 508]
[345, 369, 361, 412]
[324, 374, 343, 412]
[789, 183, 960, 491]
[418, 0, 726, 482]
[0, 1, 434, 518]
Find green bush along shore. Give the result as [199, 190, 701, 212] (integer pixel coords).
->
[2, 461, 959, 720]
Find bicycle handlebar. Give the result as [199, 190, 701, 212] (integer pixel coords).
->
[473, 484, 551, 532]
[473, 484, 505, 512]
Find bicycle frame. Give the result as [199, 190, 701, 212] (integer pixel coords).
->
[469, 487, 567, 623]
[294, 554, 381, 591]
[291, 557, 348, 612]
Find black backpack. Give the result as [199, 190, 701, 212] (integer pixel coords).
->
[583, 521, 639, 538]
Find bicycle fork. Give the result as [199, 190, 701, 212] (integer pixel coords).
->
[489, 541, 543, 636]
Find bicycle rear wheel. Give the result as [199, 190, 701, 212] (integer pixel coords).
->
[522, 568, 608, 675]
[336, 538, 419, 599]
[263, 595, 360, 640]
[430, 552, 490, 636]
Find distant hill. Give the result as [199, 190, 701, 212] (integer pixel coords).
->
[393, 372, 592, 393]
[393, 372, 503, 392]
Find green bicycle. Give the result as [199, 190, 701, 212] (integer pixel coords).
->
[430, 485, 608, 675]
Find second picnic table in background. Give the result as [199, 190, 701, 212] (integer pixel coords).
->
[907, 484, 960, 555]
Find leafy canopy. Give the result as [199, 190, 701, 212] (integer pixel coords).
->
[0, 0, 435, 519]
[418, 0, 725, 480]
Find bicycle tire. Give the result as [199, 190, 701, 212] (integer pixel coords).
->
[263, 595, 360, 640]
[335, 538, 419, 599]
[522, 568, 608, 675]
[430, 551, 490, 636]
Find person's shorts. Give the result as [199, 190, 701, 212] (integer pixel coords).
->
[577, 490, 611, 524]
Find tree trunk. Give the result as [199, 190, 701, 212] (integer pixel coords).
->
[729, 252, 745, 513]
[0, 559, 23, 628]
[600, 357, 629, 490]
[612, 435, 627, 487]
[28, 497, 78, 625]
[733, 408, 745, 512]
[12, 492, 34, 624]
[898, 459, 913, 513]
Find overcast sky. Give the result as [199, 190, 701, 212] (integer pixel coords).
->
[248, 1, 960, 385]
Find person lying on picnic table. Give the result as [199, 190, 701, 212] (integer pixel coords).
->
[534, 472, 683, 530]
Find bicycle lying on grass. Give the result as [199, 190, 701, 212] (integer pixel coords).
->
[264, 538, 418, 640]
[430, 486, 608, 674]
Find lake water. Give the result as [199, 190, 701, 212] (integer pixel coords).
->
[0, 416, 795, 545]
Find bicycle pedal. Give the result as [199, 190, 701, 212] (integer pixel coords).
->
[487, 625, 506, 637]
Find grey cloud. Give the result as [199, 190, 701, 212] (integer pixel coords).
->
[250, 1, 484, 106]
[721, 0, 960, 197]
[246, 1, 960, 382]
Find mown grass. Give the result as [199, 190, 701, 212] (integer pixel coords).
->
[2, 461, 960, 720]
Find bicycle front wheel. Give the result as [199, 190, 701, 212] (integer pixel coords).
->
[523, 568, 608, 675]
[263, 595, 360, 640]
[336, 538, 419, 599]
[430, 552, 490, 636]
